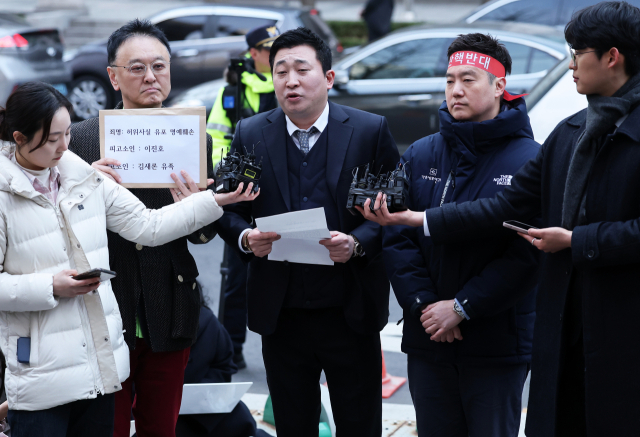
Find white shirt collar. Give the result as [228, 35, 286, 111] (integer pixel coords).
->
[285, 101, 330, 137]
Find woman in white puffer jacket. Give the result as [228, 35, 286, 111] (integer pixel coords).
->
[0, 82, 258, 436]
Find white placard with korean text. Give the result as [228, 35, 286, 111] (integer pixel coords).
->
[99, 107, 207, 188]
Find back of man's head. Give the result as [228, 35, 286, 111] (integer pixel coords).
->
[447, 33, 512, 83]
[269, 27, 332, 74]
[565, 1, 640, 77]
[107, 19, 171, 65]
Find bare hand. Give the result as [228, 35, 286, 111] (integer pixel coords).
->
[429, 326, 463, 343]
[0, 400, 7, 421]
[170, 170, 201, 202]
[355, 192, 423, 227]
[53, 269, 100, 298]
[421, 299, 464, 341]
[214, 182, 260, 206]
[519, 227, 572, 253]
[318, 231, 354, 263]
[92, 157, 122, 183]
[247, 228, 281, 258]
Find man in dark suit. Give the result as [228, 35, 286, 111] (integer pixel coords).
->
[214, 27, 399, 436]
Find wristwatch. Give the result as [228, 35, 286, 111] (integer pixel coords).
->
[453, 301, 466, 319]
[349, 234, 364, 258]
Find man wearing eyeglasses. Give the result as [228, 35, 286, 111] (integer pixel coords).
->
[69, 19, 217, 437]
[358, 2, 640, 436]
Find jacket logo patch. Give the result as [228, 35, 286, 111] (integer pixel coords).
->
[494, 175, 513, 186]
[78, 205, 84, 210]
[422, 174, 441, 183]
[429, 168, 437, 176]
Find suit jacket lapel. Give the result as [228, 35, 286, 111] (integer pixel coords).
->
[326, 102, 353, 202]
[262, 109, 292, 211]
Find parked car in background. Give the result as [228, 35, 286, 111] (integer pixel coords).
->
[327, 22, 567, 150]
[0, 14, 71, 108]
[65, 4, 340, 121]
[465, 0, 640, 28]
[525, 57, 586, 144]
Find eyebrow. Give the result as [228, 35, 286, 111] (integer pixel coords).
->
[275, 58, 311, 68]
[446, 68, 480, 78]
[49, 123, 72, 135]
[127, 56, 166, 64]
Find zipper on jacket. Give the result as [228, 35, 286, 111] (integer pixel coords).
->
[439, 171, 456, 207]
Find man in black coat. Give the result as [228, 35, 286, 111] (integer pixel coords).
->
[357, 2, 640, 436]
[69, 19, 218, 437]
[214, 28, 399, 436]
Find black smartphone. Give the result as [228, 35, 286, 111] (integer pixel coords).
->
[503, 220, 538, 234]
[72, 268, 117, 282]
[17, 337, 30, 364]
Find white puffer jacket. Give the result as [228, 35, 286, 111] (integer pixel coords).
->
[0, 147, 223, 411]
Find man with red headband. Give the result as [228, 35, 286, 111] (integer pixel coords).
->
[359, 33, 539, 436]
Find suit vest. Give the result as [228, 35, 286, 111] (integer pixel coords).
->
[283, 127, 346, 308]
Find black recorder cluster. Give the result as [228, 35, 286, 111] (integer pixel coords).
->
[346, 162, 410, 215]
[215, 145, 262, 194]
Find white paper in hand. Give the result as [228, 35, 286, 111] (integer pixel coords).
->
[255, 207, 333, 265]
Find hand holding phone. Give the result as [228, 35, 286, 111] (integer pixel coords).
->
[53, 269, 106, 298]
[72, 268, 116, 282]
[503, 220, 538, 234]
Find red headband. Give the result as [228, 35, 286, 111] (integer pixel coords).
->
[447, 51, 526, 101]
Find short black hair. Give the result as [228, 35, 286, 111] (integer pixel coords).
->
[107, 19, 171, 65]
[565, 1, 640, 77]
[447, 33, 512, 82]
[0, 82, 73, 153]
[269, 27, 332, 74]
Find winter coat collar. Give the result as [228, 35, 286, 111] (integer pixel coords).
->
[438, 98, 534, 163]
[0, 145, 97, 202]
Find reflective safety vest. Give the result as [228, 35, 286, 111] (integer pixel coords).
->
[207, 71, 275, 166]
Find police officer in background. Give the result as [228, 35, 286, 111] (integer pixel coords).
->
[207, 25, 279, 368]
[207, 25, 279, 164]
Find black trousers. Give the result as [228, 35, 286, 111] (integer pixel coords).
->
[262, 307, 382, 437]
[222, 244, 248, 355]
[8, 393, 114, 437]
[408, 354, 529, 437]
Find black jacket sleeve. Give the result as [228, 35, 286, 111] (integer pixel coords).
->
[426, 141, 545, 244]
[212, 118, 255, 262]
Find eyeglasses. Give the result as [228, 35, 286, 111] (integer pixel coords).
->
[110, 61, 170, 76]
[570, 49, 597, 65]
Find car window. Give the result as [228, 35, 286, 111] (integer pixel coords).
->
[502, 41, 558, 75]
[155, 15, 208, 41]
[215, 16, 277, 37]
[529, 49, 558, 73]
[475, 0, 558, 26]
[349, 38, 450, 80]
[502, 41, 532, 75]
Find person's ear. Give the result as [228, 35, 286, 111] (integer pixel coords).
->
[12, 130, 27, 146]
[495, 76, 507, 99]
[325, 69, 335, 90]
[249, 47, 258, 60]
[107, 66, 120, 91]
[607, 47, 623, 70]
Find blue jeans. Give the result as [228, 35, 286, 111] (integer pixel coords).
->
[408, 354, 529, 437]
[8, 393, 114, 437]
